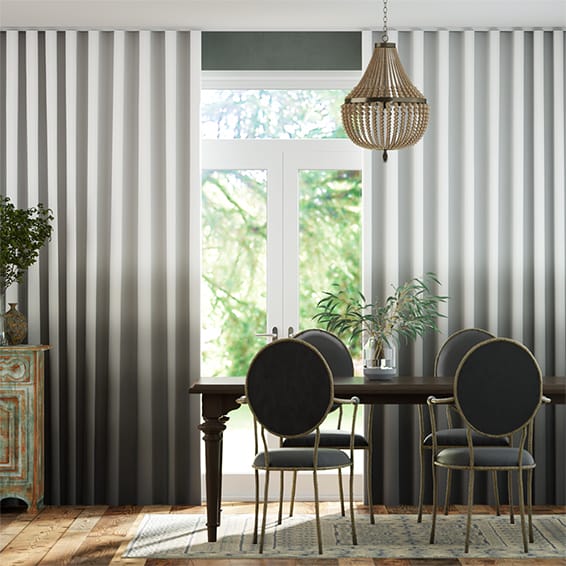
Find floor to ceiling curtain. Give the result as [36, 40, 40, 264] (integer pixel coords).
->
[0, 29, 202, 505]
[1, 27, 564, 509]
[366, 29, 565, 505]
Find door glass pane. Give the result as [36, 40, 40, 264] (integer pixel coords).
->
[298, 169, 363, 369]
[201, 169, 267, 378]
[201, 169, 267, 478]
[202, 90, 348, 139]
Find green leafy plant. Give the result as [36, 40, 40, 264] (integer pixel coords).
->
[313, 272, 448, 364]
[0, 196, 54, 293]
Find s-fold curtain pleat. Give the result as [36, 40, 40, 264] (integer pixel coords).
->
[368, 30, 565, 506]
[0, 30, 202, 505]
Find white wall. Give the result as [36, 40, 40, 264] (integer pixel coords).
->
[1, 0, 565, 30]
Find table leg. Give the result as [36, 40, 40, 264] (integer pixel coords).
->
[199, 416, 227, 542]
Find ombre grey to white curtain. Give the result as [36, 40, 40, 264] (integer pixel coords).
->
[1, 28, 564, 508]
[0, 30, 202, 505]
[367, 30, 565, 505]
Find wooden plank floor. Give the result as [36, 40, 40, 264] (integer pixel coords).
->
[0, 502, 564, 565]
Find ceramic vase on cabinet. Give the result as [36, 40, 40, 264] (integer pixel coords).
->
[4, 303, 27, 345]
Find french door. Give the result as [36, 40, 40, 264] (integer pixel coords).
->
[202, 139, 361, 348]
[201, 138, 362, 499]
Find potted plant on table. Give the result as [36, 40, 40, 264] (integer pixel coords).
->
[313, 272, 448, 379]
[0, 196, 53, 345]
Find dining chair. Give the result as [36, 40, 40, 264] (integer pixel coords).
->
[281, 328, 375, 524]
[428, 337, 550, 553]
[417, 328, 508, 522]
[242, 338, 359, 554]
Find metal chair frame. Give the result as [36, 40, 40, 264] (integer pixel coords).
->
[282, 328, 374, 524]
[427, 338, 551, 553]
[242, 338, 360, 555]
[417, 328, 502, 522]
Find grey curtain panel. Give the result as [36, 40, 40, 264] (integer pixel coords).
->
[0, 30, 202, 505]
[367, 30, 565, 506]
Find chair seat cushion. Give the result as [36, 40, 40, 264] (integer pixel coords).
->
[282, 430, 369, 448]
[253, 448, 351, 470]
[436, 446, 535, 468]
[423, 428, 510, 447]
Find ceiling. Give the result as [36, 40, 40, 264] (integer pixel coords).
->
[1, 0, 565, 30]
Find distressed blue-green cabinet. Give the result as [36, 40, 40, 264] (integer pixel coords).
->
[0, 345, 50, 513]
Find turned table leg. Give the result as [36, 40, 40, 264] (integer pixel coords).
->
[199, 393, 239, 543]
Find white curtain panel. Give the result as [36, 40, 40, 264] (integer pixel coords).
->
[367, 29, 565, 505]
[0, 30, 202, 505]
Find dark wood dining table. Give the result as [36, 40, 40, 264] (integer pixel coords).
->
[189, 374, 565, 542]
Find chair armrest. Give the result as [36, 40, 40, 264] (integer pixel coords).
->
[334, 396, 360, 406]
[427, 396, 455, 405]
[426, 396, 456, 453]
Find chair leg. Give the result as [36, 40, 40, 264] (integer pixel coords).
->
[508, 470, 515, 524]
[253, 469, 260, 544]
[349, 463, 358, 545]
[464, 470, 475, 553]
[417, 444, 426, 523]
[492, 470, 501, 516]
[527, 468, 534, 543]
[518, 469, 529, 553]
[429, 462, 438, 544]
[313, 469, 323, 555]
[366, 447, 375, 524]
[289, 471, 297, 517]
[259, 470, 270, 554]
[278, 471, 284, 524]
[338, 469, 345, 516]
[443, 468, 452, 515]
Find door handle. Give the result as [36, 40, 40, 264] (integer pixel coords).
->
[256, 326, 278, 341]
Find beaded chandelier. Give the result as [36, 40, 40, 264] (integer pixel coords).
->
[341, 0, 430, 161]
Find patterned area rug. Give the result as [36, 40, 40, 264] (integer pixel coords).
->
[124, 513, 566, 559]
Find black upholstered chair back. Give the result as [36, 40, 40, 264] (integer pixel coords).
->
[434, 328, 494, 377]
[455, 338, 543, 437]
[294, 329, 354, 377]
[246, 339, 334, 438]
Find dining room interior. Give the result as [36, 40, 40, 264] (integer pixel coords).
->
[0, 0, 565, 564]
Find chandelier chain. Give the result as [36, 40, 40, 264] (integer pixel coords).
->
[382, 0, 389, 42]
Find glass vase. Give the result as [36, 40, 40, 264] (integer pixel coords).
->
[363, 337, 397, 380]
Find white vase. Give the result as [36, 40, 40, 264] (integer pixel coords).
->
[363, 337, 397, 380]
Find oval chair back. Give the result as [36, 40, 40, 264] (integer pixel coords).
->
[294, 328, 354, 377]
[455, 338, 543, 437]
[434, 328, 495, 377]
[418, 327, 495, 522]
[246, 338, 334, 438]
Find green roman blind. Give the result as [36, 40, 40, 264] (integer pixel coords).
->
[202, 31, 361, 70]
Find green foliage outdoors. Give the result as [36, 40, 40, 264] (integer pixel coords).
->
[313, 273, 448, 362]
[0, 196, 54, 293]
[202, 90, 347, 140]
[201, 90, 361, 377]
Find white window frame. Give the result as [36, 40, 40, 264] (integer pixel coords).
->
[200, 62, 373, 501]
